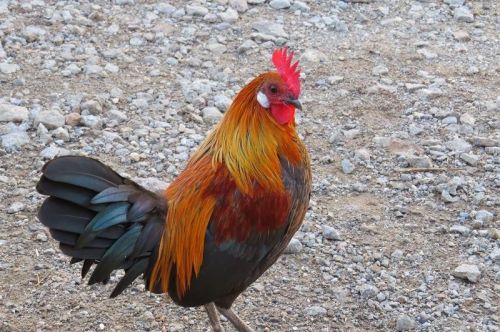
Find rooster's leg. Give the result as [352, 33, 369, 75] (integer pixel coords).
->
[216, 306, 255, 332]
[205, 303, 225, 332]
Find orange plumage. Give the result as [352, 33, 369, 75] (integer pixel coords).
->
[36, 48, 311, 331]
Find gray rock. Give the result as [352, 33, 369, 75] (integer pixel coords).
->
[104, 63, 119, 73]
[460, 153, 479, 166]
[372, 64, 388, 76]
[405, 83, 426, 92]
[301, 49, 328, 63]
[471, 137, 498, 147]
[270, 0, 291, 9]
[0, 62, 20, 74]
[407, 156, 432, 168]
[449, 225, 470, 235]
[36, 232, 48, 242]
[466, 66, 479, 75]
[475, 210, 493, 223]
[202, 107, 223, 123]
[284, 238, 302, 254]
[0, 104, 29, 123]
[52, 127, 70, 142]
[490, 248, 500, 262]
[445, 138, 472, 153]
[305, 306, 327, 317]
[229, 0, 248, 13]
[110, 87, 124, 98]
[252, 21, 288, 38]
[359, 284, 379, 299]
[7, 202, 25, 214]
[34, 110, 65, 129]
[186, 4, 208, 16]
[129, 37, 145, 46]
[453, 30, 470, 41]
[341, 159, 355, 174]
[454, 6, 474, 23]
[409, 124, 424, 136]
[22, 25, 47, 42]
[292, 1, 310, 11]
[108, 109, 128, 123]
[84, 64, 104, 75]
[207, 42, 227, 55]
[418, 87, 443, 99]
[81, 115, 103, 129]
[460, 113, 475, 125]
[213, 95, 232, 112]
[40, 146, 61, 159]
[81, 100, 102, 115]
[62, 63, 81, 77]
[354, 148, 371, 161]
[238, 40, 258, 54]
[156, 3, 175, 15]
[396, 314, 415, 331]
[452, 264, 481, 282]
[442, 116, 458, 125]
[442, 190, 459, 203]
[322, 225, 342, 240]
[1, 131, 30, 151]
[444, 0, 465, 7]
[219, 7, 239, 23]
[417, 48, 438, 59]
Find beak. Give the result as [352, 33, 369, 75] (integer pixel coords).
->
[284, 97, 302, 110]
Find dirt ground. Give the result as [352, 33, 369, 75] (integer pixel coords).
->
[1, 0, 499, 331]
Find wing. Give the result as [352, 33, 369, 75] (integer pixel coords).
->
[170, 156, 311, 308]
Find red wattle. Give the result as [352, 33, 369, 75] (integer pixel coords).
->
[271, 104, 295, 125]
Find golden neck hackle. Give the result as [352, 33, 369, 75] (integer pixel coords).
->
[191, 72, 302, 194]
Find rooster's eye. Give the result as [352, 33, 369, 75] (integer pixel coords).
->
[269, 85, 278, 94]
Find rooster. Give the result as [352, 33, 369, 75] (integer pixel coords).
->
[36, 48, 311, 331]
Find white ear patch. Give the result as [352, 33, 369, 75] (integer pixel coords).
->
[257, 91, 270, 108]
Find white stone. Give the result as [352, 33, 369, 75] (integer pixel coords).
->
[301, 49, 328, 63]
[219, 7, 239, 23]
[284, 238, 302, 254]
[322, 225, 342, 240]
[449, 225, 470, 235]
[454, 6, 474, 23]
[1, 131, 30, 151]
[452, 264, 481, 282]
[372, 64, 388, 76]
[0, 62, 20, 74]
[186, 5, 208, 16]
[252, 21, 288, 38]
[229, 0, 248, 13]
[0, 104, 29, 122]
[460, 153, 479, 166]
[202, 107, 223, 123]
[460, 113, 475, 125]
[270, 0, 291, 9]
[34, 110, 65, 129]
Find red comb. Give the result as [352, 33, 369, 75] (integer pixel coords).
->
[272, 48, 301, 97]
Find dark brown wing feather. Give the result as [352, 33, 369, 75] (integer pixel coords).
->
[170, 150, 311, 308]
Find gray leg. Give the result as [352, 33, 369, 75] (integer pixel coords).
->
[205, 303, 225, 332]
[216, 306, 255, 332]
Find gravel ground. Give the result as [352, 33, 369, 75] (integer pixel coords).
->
[1, 0, 499, 331]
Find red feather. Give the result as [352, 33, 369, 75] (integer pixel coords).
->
[272, 48, 301, 98]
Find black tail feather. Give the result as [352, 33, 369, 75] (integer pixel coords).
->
[36, 156, 166, 297]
